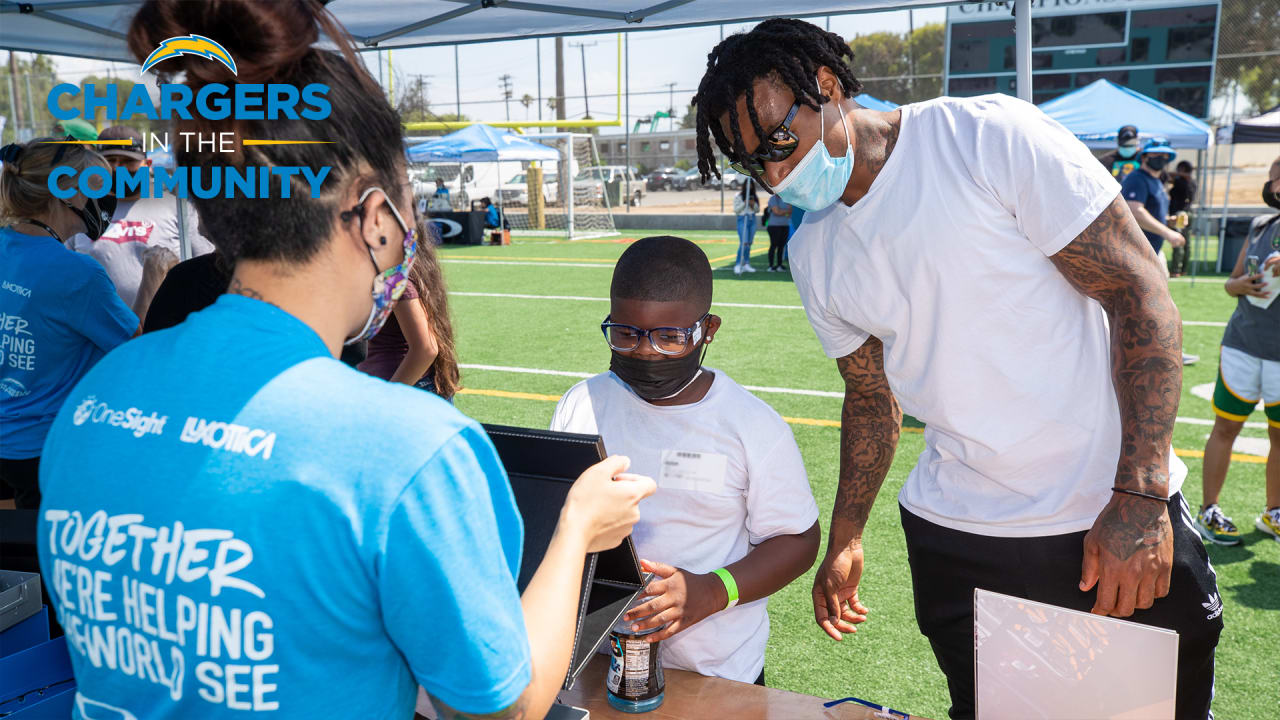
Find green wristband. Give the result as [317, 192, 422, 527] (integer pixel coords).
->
[711, 567, 739, 609]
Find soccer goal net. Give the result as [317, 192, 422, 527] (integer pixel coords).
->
[409, 132, 621, 241]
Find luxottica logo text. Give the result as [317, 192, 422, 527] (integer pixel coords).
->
[71, 396, 168, 438]
[180, 417, 276, 460]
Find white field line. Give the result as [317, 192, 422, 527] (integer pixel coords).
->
[459, 363, 1251, 425]
[449, 290, 1229, 325]
[443, 259, 615, 269]
[451, 291, 802, 310]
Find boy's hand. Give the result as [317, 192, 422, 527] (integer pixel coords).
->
[622, 559, 727, 643]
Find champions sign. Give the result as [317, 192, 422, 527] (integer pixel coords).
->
[45, 35, 333, 201]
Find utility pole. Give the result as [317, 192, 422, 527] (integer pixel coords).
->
[908, 9, 916, 101]
[536, 39, 543, 126]
[569, 40, 596, 118]
[554, 37, 566, 130]
[664, 82, 676, 132]
[454, 46, 461, 118]
[499, 74, 513, 121]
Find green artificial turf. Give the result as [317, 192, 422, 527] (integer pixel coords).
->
[437, 232, 1278, 719]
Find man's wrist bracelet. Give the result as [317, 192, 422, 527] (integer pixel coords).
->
[1112, 487, 1169, 503]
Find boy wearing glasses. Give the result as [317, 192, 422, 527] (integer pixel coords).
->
[550, 235, 820, 685]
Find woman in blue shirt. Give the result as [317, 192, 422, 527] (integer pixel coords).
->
[0, 139, 137, 508]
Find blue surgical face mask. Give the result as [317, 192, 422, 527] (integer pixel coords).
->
[771, 83, 854, 212]
[1118, 145, 1139, 159]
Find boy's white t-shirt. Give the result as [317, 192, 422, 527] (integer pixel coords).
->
[550, 368, 818, 683]
[72, 194, 214, 307]
[789, 94, 1186, 538]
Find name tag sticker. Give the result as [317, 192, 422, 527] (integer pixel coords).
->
[659, 450, 728, 493]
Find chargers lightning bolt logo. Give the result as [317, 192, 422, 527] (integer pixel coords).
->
[141, 34, 238, 76]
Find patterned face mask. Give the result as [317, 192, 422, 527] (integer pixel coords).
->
[344, 187, 417, 346]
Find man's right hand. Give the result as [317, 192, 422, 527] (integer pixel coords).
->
[811, 541, 870, 641]
[1164, 227, 1186, 247]
[562, 455, 656, 553]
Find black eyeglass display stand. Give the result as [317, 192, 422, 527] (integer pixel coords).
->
[481, 425, 652, 720]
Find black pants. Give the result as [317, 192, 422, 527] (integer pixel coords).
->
[0, 457, 41, 509]
[766, 225, 789, 269]
[902, 494, 1220, 720]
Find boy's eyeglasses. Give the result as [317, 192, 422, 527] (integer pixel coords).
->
[728, 101, 801, 179]
[601, 314, 708, 356]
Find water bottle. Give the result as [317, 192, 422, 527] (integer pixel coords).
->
[605, 597, 665, 713]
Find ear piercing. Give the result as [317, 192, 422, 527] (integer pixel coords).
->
[379, 236, 387, 245]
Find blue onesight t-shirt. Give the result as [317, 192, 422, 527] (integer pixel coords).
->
[37, 294, 531, 719]
[1, 226, 137, 458]
[1120, 169, 1170, 253]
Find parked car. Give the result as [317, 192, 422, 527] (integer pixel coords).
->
[645, 167, 683, 191]
[573, 165, 644, 206]
[705, 168, 749, 190]
[496, 172, 559, 206]
[673, 167, 704, 191]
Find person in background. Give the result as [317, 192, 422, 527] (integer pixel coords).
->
[1098, 124, 1143, 182]
[551, 236, 820, 684]
[733, 176, 760, 275]
[765, 193, 791, 272]
[1194, 156, 1280, 547]
[481, 196, 508, 230]
[358, 239, 460, 399]
[37, 2, 654, 718]
[0, 139, 137, 509]
[71, 125, 214, 320]
[1168, 160, 1197, 277]
[434, 177, 450, 199]
[429, 177, 453, 213]
[1121, 138, 1198, 365]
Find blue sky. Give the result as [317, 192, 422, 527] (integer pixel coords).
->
[46, 8, 945, 137]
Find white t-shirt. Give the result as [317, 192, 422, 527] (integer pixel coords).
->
[789, 94, 1186, 538]
[550, 369, 818, 683]
[72, 194, 213, 307]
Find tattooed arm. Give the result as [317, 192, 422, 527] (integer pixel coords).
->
[811, 337, 901, 640]
[1049, 193, 1180, 618]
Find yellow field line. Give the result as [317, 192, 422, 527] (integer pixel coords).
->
[457, 388, 1266, 464]
[708, 246, 771, 264]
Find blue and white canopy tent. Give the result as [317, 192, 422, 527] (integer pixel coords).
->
[853, 93, 899, 112]
[1038, 79, 1213, 150]
[406, 124, 560, 164]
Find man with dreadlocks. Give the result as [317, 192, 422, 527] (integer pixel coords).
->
[693, 18, 1219, 720]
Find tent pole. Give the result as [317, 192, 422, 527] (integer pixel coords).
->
[1014, 0, 1032, 102]
[1217, 142, 1235, 272]
[625, 33, 630, 213]
[537, 40, 543, 126]
[1191, 148, 1204, 285]
[567, 134, 576, 241]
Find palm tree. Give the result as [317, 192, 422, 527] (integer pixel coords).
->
[520, 93, 534, 119]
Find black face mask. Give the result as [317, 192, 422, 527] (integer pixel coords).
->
[1263, 181, 1280, 211]
[68, 195, 117, 241]
[1144, 155, 1170, 172]
[610, 345, 707, 401]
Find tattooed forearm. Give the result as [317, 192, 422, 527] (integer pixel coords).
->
[1049, 194, 1181, 498]
[833, 337, 901, 534]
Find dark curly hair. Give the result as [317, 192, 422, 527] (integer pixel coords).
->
[692, 18, 862, 182]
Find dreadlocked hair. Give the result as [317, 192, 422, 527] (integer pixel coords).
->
[692, 18, 862, 183]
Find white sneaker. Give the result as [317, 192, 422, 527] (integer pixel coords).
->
[733, 264, 743, 276]
[742, 264, 756, 273]
[1257, 507, 1280, 543]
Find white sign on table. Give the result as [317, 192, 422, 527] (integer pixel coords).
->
[974, 589, 1178, 720]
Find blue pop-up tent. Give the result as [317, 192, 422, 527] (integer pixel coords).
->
[406, 124, 560, 163]
[854, 93, 898, 112]
[1038, 79, 1212, 150]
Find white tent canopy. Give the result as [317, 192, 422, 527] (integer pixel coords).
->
[0, 0, 951, 60]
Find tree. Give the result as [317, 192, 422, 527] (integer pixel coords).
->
[1, 53, 65, 143]
[1215, 0, 1280, 116]
[846, 23, 944, 106]
[680, 102, 697, 129]
[520, 93, 534, 119]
